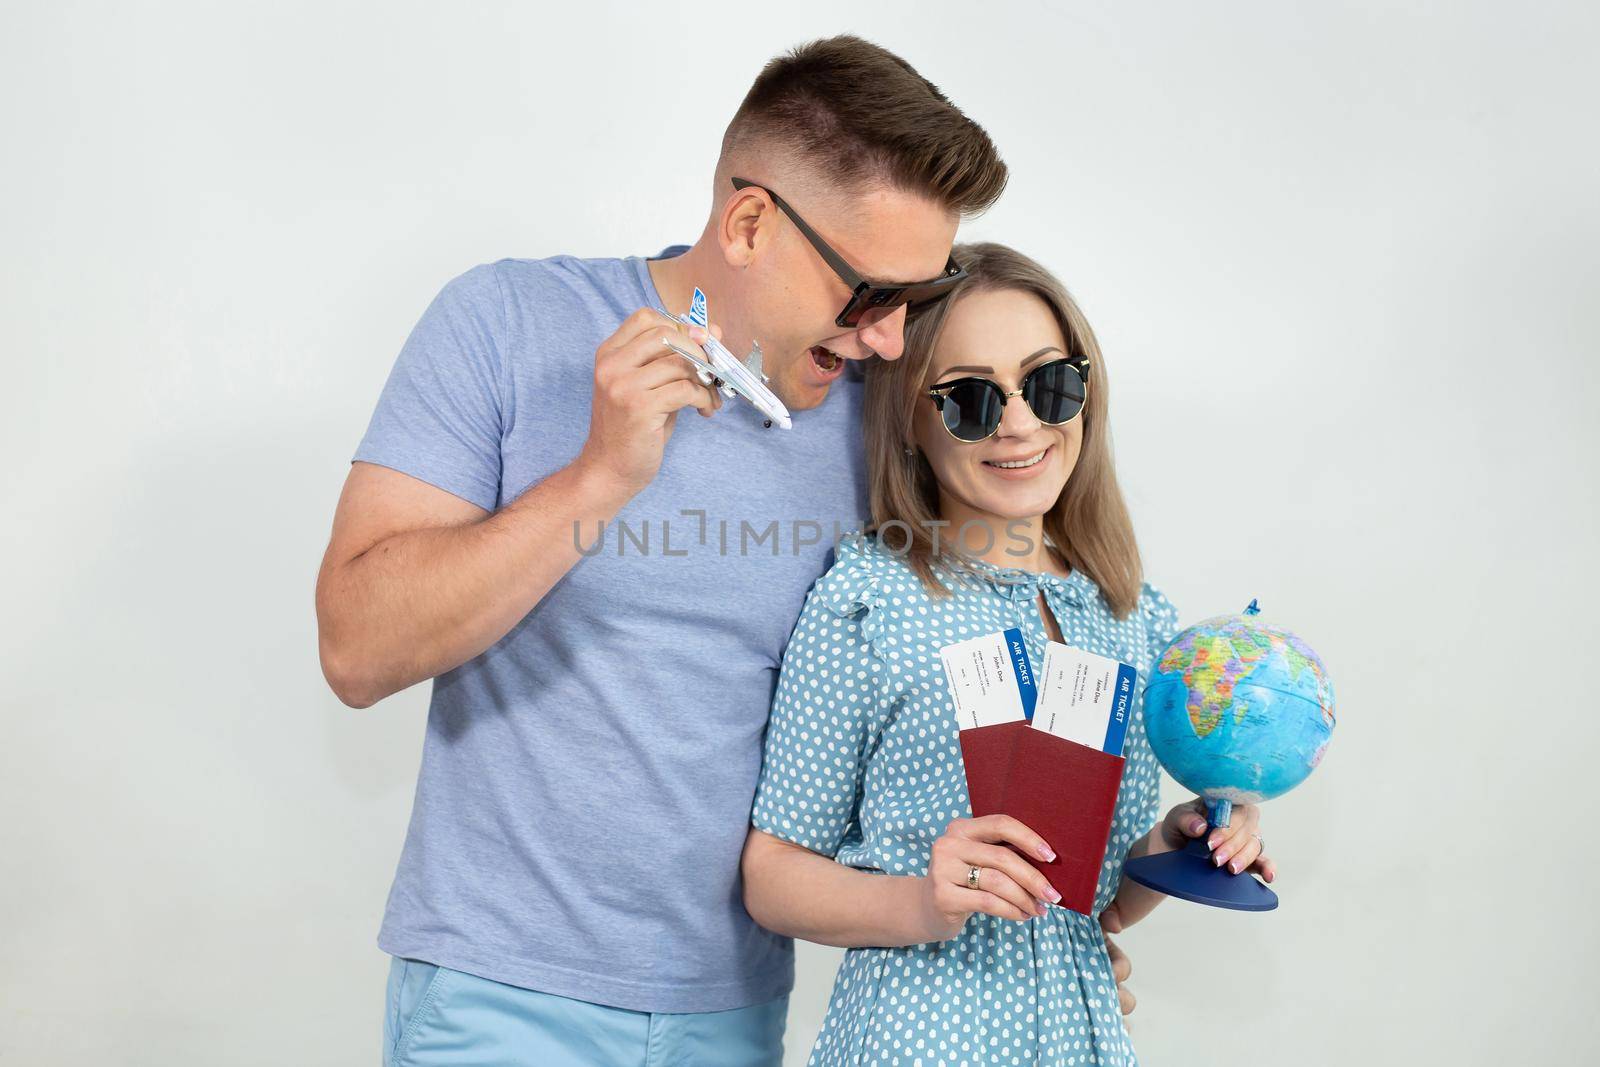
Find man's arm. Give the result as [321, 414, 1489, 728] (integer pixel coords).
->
[316, 307, 720, 708]
[314, 458, 631, 708]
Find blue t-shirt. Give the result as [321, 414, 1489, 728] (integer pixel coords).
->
[354, 249, 868, 1012]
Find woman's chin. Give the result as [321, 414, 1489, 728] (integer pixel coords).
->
[964, 475, 1066, 522]
[949, 494, 1059, 534]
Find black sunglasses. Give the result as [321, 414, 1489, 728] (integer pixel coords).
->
[926, 356, 1091, 443]
[731, 177, 967, 328]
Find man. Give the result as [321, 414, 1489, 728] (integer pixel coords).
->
[319, 34, 1112, 1066]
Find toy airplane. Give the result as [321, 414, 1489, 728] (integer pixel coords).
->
[657, 288, 792, 430]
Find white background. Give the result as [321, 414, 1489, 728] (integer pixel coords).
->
[3, 2, 1596, 1064]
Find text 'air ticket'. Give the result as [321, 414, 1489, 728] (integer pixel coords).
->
[938, 627, 1038, 730]
[1032, 642, 1138, 756]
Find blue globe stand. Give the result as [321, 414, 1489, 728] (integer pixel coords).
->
[1122, 798, 1279, 912]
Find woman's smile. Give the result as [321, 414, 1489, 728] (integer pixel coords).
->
[981, 443, 1054, 477]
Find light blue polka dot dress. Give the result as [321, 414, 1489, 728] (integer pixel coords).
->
[751, 531, 1182, 1066]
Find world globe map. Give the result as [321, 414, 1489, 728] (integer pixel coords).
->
[1143, 601, 1336, 807]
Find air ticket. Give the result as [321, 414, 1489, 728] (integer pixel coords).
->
[1031, 642, 1138, 756]
[938, 627, 1038, 730]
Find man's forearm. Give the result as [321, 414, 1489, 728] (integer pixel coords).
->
[317, 458, 631, 707]
[742, 832, 933, 949]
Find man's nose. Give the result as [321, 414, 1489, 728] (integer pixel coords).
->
[855, 305, 907, 361]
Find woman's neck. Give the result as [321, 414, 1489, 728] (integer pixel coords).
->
[935, 493, 1065, 577]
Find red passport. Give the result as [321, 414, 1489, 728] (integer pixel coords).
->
[958, 720, 1125, 914]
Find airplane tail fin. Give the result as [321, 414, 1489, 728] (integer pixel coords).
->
[689, 287, 709, 328]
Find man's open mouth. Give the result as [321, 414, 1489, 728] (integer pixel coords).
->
[809, 345, 845, 377]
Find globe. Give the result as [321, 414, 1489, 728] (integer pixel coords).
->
[1125, 600, 1334, 910]
[1143, 600, 1335, 822]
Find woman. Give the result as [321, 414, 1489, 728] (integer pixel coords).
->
[741, 243, 1275, 1065]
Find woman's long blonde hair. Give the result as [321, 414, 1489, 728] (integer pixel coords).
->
[862, 241, 1144, 619]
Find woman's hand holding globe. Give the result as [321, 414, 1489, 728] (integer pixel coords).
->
[1098, 797, 1275, 934]
[1158, 797, 1275, 880]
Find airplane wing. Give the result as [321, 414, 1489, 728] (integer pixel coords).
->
[660, 337, 721, 386]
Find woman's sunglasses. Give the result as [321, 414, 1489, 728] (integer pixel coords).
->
[926, 356, 1091, 443]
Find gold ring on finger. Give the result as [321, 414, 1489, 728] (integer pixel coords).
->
[967, 865, 982, 890]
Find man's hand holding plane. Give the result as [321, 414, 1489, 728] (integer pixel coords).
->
[579, 287, 791, 496]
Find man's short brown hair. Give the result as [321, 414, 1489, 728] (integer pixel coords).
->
[722, 35, 1007, 217]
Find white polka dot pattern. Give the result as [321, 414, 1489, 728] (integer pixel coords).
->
[751, 532, 1181, 1066]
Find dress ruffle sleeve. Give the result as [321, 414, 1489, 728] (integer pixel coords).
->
[1126, 580, 1181, 843]
[749, 534, 896, 858]
[816, 543, 891, 666]
[1138, 580, 1182, 669]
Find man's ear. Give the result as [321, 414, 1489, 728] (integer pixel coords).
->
[717, 184, 774, 271]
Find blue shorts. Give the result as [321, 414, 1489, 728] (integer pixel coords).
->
[382, 956, 788, 1066]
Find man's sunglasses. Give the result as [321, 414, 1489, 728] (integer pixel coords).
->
[731, 177, 967, 329]
[926, 356, 1091, 443]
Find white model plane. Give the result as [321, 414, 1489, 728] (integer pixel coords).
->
[657, 288, 792, 430]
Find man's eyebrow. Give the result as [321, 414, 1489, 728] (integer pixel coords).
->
[861, 257, 953, 287]
[937, 347, 1064, 379]
[876, 269, 943, 286]
[856, 271, 923, 287]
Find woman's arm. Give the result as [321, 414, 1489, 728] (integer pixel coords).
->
[1101, 825, 1185, 930]
[741, 829, 930, 948]
[742, 815, 1064, 949]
